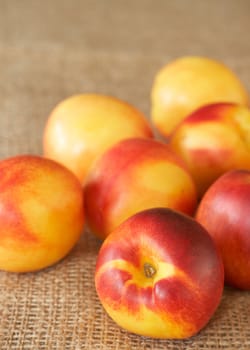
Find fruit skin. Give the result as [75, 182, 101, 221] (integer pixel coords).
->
[151, 56, 249, 138]
[84, 137, 197, 240]
[43, 93, 153, 184]
[170, 103, 250, 197]
[0, 155, 84, 272]
[196, 169, 250, 290]
[95, 207, 224, 339]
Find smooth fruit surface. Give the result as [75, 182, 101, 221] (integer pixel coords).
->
[151, 56, 249, 137]
[43, 93, 153, 184]
[170, 103, 250, 197]
[85, 138, 197, 239]
[196, 169, 250, 290]
[0, 155, 84, 272]
[95, 207, 224, 339]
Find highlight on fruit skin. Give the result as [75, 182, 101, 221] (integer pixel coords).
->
[84, 137, 198, 240]
[151, 56, 249, 138]
[0, 154, 85, 273]
[43, 93, 154, 184]
[95, 207, 224, 339]
[169, 102, 250, 198]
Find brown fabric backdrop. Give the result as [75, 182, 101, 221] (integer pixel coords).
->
[0, 1, 250, 349]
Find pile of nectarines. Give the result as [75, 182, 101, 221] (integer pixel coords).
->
[0, 55, 250, 340]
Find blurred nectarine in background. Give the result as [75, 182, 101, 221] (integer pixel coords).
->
[151, 56, 249, 138]
[43, 94, 153, 184]
[170, 103, 250, 197]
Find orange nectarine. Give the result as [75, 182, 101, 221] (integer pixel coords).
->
[0, 155, 84, 272]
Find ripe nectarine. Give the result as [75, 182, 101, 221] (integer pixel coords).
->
[0, 155, 84, 272]
[95, 207, 224, 338]
[43, 93, 153, 184]
[85, 138, 197, 239]
[170, 103, 250, 197]
[196, 169, 250, 290]
[151, 56, 249, 138]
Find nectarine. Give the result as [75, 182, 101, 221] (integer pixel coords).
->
[85, 138, 197, 239]
[43, 94, 153, 184]
[196, 169, 250, 290]
[0, 155, 84, 272]
[95, 207, 224, 338]
[151, 56, 249, 138]
[170, 103, 250, 197]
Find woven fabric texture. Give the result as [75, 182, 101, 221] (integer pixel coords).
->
[0, 1, 250, 349]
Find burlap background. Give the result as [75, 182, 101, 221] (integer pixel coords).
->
[0, 1, 250, 349]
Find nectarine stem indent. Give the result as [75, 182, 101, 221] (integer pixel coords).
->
[144, 262, 156, 278]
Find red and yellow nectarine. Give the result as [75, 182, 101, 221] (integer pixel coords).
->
[95, 207, 224, 339]
[0, 155, 84, 272]
[170, 103, 250, 197]
[84, 138, 197, 239]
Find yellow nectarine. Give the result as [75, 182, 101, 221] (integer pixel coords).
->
[43, 94, 153, 184]
[151, 56, 249, 137]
